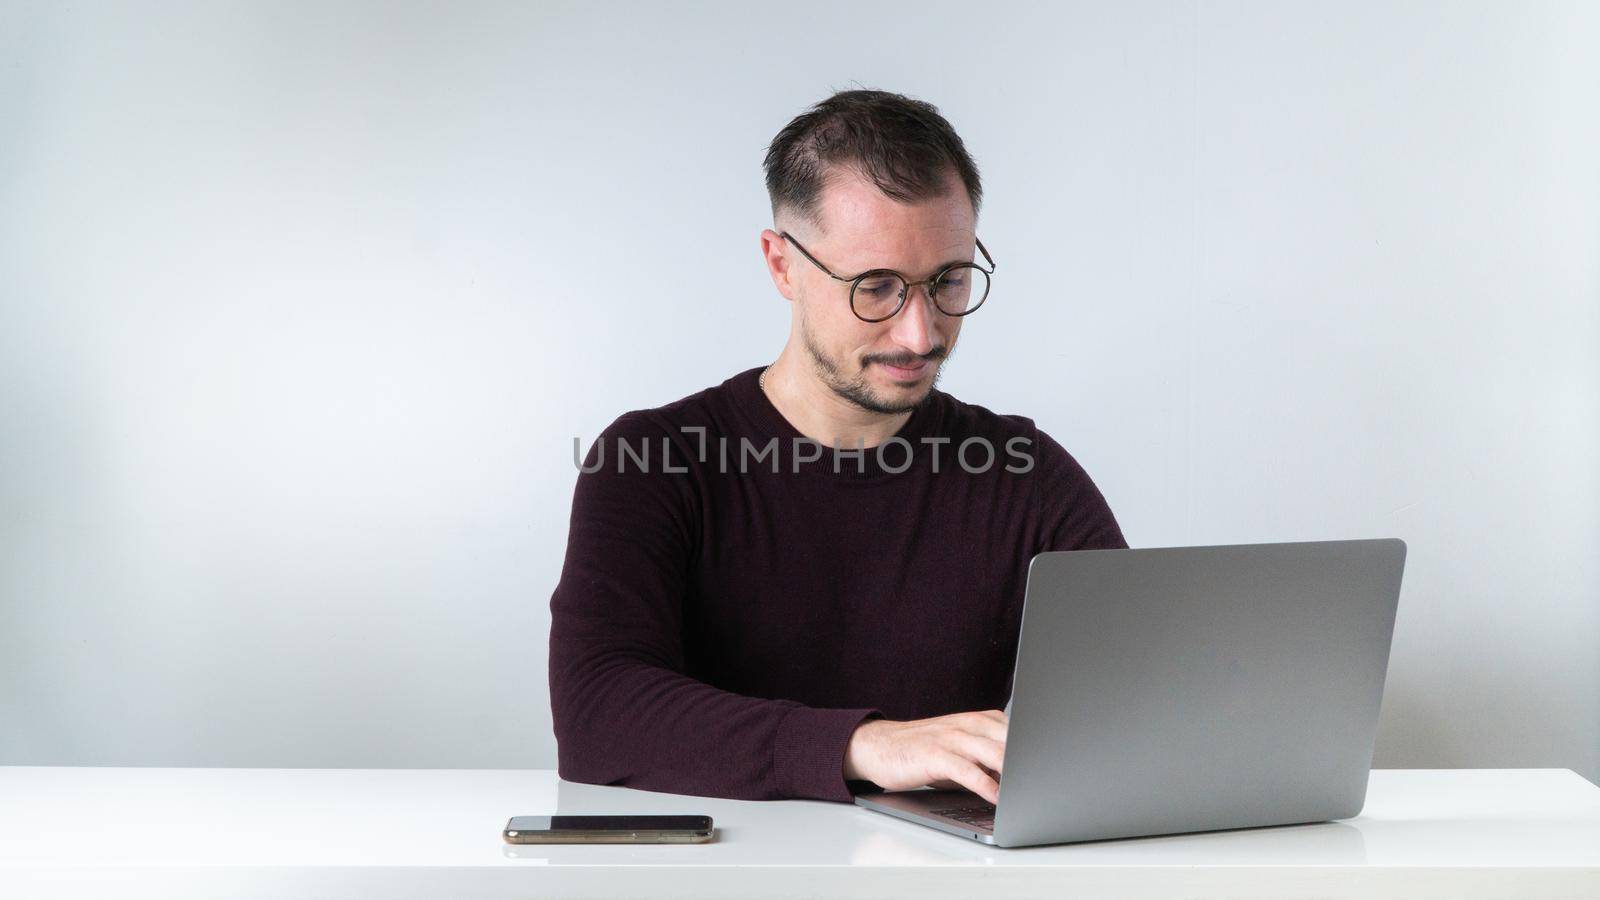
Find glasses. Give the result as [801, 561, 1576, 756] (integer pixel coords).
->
[779, 232, 996, 323]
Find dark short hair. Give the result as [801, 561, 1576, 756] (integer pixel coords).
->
[763, 89, 982, 230]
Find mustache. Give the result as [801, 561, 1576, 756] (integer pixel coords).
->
[864, 347, 948, 368]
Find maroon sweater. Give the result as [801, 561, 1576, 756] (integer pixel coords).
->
[548, 366, 1127, 802]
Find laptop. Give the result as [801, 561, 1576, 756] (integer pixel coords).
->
[855, 538, 1407, 848]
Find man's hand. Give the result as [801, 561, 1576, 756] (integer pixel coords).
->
[842, 709, 1008, 804]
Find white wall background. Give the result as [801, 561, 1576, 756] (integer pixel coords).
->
[2, 0, 1596, 783]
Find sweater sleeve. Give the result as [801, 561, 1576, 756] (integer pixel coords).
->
[548, 412, 883, 802]
[1031, 425, 1130, 552]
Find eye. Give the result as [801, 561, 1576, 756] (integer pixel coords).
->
[857, 277, 899, 298]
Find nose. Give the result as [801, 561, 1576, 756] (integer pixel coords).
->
[888, 282, 937, 356]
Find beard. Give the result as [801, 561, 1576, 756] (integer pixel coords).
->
[799, 309, 951, 415]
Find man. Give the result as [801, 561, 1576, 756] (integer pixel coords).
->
[548, 89, 1127, 805]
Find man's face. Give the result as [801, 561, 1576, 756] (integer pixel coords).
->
[784, 168, 977, 415]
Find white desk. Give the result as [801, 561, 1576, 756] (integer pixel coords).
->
[2, 767, 1597, 898]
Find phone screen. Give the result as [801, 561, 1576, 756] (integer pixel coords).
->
[506, 815, 711, 834]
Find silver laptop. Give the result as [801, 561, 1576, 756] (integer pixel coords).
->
[856, 538, 1407, 848]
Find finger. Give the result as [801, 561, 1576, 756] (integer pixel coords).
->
[952, 711, 1009, 743]
[936, 753, 1000, 805]
[965, 709, 1008, 729]
[945, 731, 1006, 776]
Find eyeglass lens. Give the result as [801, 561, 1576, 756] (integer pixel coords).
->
[850, 265, 990, 322]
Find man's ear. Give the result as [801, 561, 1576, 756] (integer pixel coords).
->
[759, 228, 798, 303]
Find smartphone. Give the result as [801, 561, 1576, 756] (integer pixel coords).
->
[502, 814, 714, 844]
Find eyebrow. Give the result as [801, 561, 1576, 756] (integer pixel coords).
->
[850, 257, 974, 280]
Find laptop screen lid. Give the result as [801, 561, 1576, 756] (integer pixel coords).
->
[993, 538, 1405, 847]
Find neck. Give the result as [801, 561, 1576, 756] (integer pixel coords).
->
[761, 347, 916, 449]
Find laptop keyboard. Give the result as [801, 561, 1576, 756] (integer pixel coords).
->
[930, 803, 996, 831]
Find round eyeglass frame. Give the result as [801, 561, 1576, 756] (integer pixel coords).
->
[778, 231, 997, 323]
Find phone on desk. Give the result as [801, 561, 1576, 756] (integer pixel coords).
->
[503, 814, 714, 844]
